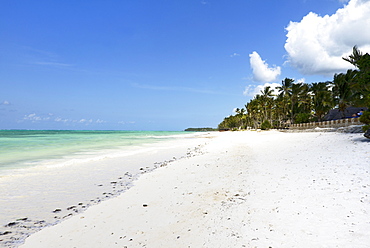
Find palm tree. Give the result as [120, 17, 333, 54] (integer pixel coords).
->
[343, 47, 370, 107]
[298, 83, 311, 114]
[290, 83, 304, 123]
[332, 70, 357, 117]
[342, 45, 363, 68]
[310, 82, 333, 121]
[260, 86, 275, 123]
[219, 46, 370, 130]
[354, 53, 370, 107]
[273, 96, 287, 127]
[277, 78, 294, 97]
[277, 78, 294, 125]
[246, 96, 263, 129]
[234, 108, 247, 129]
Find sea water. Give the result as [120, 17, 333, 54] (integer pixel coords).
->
[0, 130, 200, 246]
[0, 130, 188, 175]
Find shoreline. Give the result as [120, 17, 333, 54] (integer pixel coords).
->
[0, 132, 212, 247]
[4, 130, 370, 247]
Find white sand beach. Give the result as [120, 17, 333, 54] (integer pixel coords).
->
[20, 131, 370, 248]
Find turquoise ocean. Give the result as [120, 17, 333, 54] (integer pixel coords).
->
[0, 130, 189, 175]
[0, 130, 198, 246]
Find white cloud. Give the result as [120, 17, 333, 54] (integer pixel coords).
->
[78, 119, 93, 124]
[285, 0, 370, 75]
[230, 53, 240, 57]
[54, 117, 69, 123]
[249, 52, 281, 83]
[1, 100, 10, 105]
[243, 82, 281, 98]
[22, 114, 105, 125]
[118, 121, 136, 125]
[23, 113, 50, 122]
[96, 119, 106, 124]
[24, 113, 38, 120]
[296, 78, 306, 84]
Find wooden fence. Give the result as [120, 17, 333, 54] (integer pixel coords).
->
[290, 117, 362, 129]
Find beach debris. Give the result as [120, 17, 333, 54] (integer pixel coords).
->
[143, 204, 148, 207]
[103, 192, 114, 197]
[16, 217, 28, 221]
[53, 208, 62, 213]
[5, 222, 18, 227]
[66, 206, 76, 210]
[34, 220, 45, 225]
[63, 213, 73, 219]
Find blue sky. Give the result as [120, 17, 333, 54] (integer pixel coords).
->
[1, 0, 369, 130]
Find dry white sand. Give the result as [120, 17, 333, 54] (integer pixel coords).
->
[20, 131, 370, 248]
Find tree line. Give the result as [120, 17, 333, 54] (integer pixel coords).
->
[218, 46, 370, 131]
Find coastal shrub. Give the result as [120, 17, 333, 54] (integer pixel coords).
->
[260, 120, 272, 130]
[271, 120, 280, 129]
[294, 113, 311, 124]
[360, 110, 370, 131]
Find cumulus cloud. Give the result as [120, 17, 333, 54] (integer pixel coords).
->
[285, 0, 370, 75]
[249, 52, 281, 83]
[1, 100, 11, 105]
[243, 82, 282, 98]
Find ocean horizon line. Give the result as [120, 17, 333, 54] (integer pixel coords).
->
[0, 129, 188, 132]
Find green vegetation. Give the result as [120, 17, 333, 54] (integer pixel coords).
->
[218, 46, 370, 131]
[184, 127, 217, 132]
[260, 120, 272, 130]
[360, 111, 370, 132]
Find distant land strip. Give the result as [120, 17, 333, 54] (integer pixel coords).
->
[184, 128, 218, 132]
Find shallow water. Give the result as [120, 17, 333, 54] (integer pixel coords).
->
[0, 130, 187, 173]
[0, 130, 202, 247]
